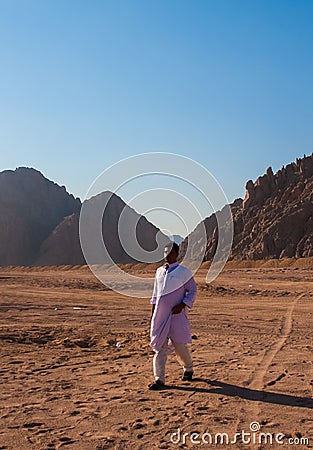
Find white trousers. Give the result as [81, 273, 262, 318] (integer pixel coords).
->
[153, 337, 193, 383]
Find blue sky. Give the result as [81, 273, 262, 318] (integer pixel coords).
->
[0, 1, 312, 235]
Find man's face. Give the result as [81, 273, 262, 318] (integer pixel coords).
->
[164, 246, 178, 264]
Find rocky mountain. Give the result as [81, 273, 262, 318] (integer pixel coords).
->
[36, 191, 167, 265]
[0, 167, 167, 266]
[0, 167, 81, 266]
[2, 154, 312, 266]
[181, 153, 313, 260]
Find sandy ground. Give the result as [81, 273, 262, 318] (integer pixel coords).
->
[0, 263, 312, 450]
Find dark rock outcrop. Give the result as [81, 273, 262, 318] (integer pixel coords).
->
[0, 167, 81, 266]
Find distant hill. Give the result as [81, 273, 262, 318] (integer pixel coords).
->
[181, 153, 313, 260]
[0, 167, 81, 266]
[36, 191, 168, 265]
[169, 234, 184, 245]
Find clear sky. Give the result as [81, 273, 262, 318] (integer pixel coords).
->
[0, 0, 312, 235]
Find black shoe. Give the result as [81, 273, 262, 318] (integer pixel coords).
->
[182, 371, 193, 381]
[148, 379, 165, 390]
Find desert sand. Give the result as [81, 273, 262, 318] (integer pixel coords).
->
[0, 262, 312, 449]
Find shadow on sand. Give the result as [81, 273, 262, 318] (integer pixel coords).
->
[165, 379, 313, 409]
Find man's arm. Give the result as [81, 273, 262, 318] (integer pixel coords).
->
[182, 275, 197, 308]
[150, 273, 158, 319]
[172, 273, 197, 314]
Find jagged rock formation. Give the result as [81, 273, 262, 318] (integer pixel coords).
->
[182, 153, 313, 260]
[0, 167, 81, 266]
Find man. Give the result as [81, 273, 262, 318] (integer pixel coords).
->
[148, 242, 197, 390]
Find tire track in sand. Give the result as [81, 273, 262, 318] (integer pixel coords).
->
[235, 291, 310, 450]
[248, 291, 308, 391]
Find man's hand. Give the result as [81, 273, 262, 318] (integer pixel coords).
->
[172, 302, 186, 314]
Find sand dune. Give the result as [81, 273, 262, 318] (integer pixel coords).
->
[0, 264, 312, 449]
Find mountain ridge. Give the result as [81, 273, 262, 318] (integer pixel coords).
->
[1, 153, 312, 266]
[181, 153, 313, 260]
[0, 167, 167, 266]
